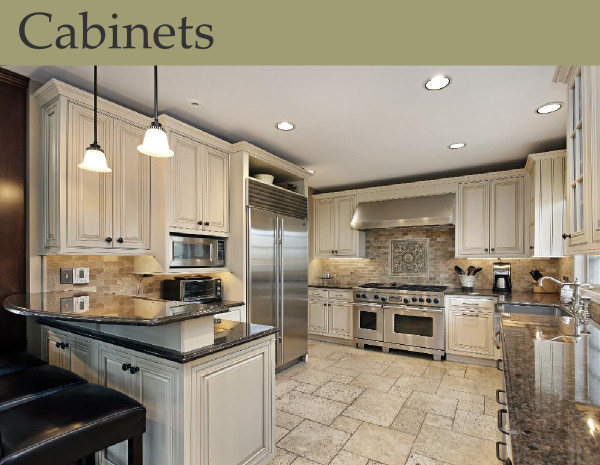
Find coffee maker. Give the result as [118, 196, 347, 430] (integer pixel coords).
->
[493, 261, 512, 293]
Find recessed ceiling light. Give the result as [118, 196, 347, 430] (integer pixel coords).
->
[448, 142, 466, 149]
[536, 102, 563, 114]
[425, 75, 451, 90]
[306, 169, 316, 175]
[276, 121, 295, 131]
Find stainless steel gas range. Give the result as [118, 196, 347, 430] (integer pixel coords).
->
[353, 283, 447, 360]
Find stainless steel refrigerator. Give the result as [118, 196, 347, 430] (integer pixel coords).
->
[247, 187, 308, 367]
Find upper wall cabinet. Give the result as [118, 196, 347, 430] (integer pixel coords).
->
[525, 150, 565, 258]
[313, 194, 365, 258]
[35, 80, 151, 254]
[456, 176, 526, 258]
[166, 123, 229, 235]
[558, 66, 600, 254]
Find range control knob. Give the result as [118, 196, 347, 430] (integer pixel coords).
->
[380, 297, 387, 302]
[356, 293, 361, 298]
[374, 295, 379, 300]
[426, 298, 432, 303]
[418, 297, 425, 303]
[361, 293, 367, 299]
[412, 297, 417, 302]
[433, 298, 440, 304]
[403, 298, 409, 304]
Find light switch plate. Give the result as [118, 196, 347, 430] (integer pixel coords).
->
[60, 268, 74, 284]
[73, 268, 89, 284]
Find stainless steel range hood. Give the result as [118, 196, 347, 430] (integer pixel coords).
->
[350, 194, 455, 230]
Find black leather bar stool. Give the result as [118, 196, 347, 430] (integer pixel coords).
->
[0, 383, 146, 465]
[0, 364, 86, 411]
[0, 351, 44, 375]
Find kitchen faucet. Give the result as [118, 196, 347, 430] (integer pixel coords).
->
[538, 276, 593, 334]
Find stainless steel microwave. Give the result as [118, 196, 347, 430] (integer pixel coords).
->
[169, 235, 225, 268]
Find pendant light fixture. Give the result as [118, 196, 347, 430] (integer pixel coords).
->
[78, 66, 112, 172]
[137, 66, 174, 158]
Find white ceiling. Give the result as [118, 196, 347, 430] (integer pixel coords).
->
[7, 65, 566, 191]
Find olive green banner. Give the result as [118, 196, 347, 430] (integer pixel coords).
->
[0, 0, 597, 64]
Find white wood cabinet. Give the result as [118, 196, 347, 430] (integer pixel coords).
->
[314, 195, 365, 258]
[168, 132, 229, 235]
[215, 306, 243, 322]
[456, 176, 525, 258]
[308, 288, 353, 339]
[525, 151, 566, 257]
[35, 80, 151, 254]
[445, 297, 496, 359]
[41, 326, 96, 382]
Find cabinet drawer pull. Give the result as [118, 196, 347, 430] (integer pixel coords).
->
[496, 389, 506, 405]
[496, 441, 512, 464]
[494, 330, 502, 349]
[497, 409, 509, 435]
[461, 312, 480, 317]
[122, 363, 131, 371]
[496, 358, 504, 372]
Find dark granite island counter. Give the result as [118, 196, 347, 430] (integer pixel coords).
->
[499, 310, 600, 465]
[3, 291, 278, 465]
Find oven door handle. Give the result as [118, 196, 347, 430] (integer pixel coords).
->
[383, 305, 444, 315]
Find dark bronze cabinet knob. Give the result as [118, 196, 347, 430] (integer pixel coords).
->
[117, 238, 124, 243]
[484, 248, 489, 252]
[562, 233, 571, 240]
[55, 341, 61, 348]
[197, 221, 203, 225]
[204, 222, 210, 226]
[105, 237, 113, 243]
[491, 248, 495, 252]
[129, 366, 140, 375]
[122, 363, 131, 371]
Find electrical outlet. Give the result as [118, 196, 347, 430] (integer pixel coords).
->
[60, 268, 74, 284]
[74, 268, 89, 284]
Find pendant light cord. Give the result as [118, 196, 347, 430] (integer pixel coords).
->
[93, 65, 98, 145]
[154, 65, 159, 124]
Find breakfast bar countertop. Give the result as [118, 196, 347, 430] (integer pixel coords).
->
[499, 310, 600, 464]
[3, 291, 244, 326]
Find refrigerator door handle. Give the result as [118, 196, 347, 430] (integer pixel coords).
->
[278, 216, 285, 362]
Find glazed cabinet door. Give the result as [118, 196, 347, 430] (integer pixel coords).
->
[456, 181, 490, 256]
[42, 327, 67, 369]
[202, 147, 229, 234]
[113, 121, 150, 249]
[64, 334, 96, 382]
[591, 66, 600, 245]
[314, 198, 335, 257]
[328, 302, 353, 338]
[447, 309, 494, 357]
[67, 102, 113, 248]
[98, 346, 136, 465]
[308, 300, 328, 333]
[169, 133, 203, 231]
[133, 357, 180, 465]
[489, 177, 524, 256]
[335, 196, 357, 256]
[190, 338, 275, 465]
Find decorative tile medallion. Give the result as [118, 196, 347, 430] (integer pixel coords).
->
[390, 239, 429, 277]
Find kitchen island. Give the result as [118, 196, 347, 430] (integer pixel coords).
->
[3, 291, 278, 465]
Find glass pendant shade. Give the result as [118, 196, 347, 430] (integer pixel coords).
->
[137, 122, 174, 158]
[78, 143, 112, 172]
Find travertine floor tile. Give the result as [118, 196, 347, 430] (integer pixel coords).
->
[276, 426, 290, 442]
[330, 450, 369, 465]
[269, 447, 298, 465]
[344, 422, 414, 465]
[330, 416, 362, 434]
[291, 369, 335, 386]
[422, 365, 446, 379]
[278, 391, 348, 425]
[435, 386, 484, 404]
[314, 381, 365, 404]
[294, 383, 319, 394]
[276, 379, 301, 398]
[350, 372, 395, 392]
[452, 409, 497, 441]
[393, 374, 441, 394]
[278, 420, 350, 465]
[412, 424, 497, 465]
[291, 457, 321, 465]
[404, 452, 451, 465]
[404, 391, 458, 418]
[438, 374, 497, 397]
[333, 358, 391, 376]
[277, 410, 304, 430]
[381, 363, 426, 378]
[343, 389, 407, 427]
[305, 357, 336, 371]
[465, 364, 502, 383]
[423, 413, 452, 430]
[457, 399, 485, 414]
[390, 406, 425, 434]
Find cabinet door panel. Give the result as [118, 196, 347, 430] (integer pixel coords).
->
[314, 199, 335, 257]
[490, 177, 524, 255]
[328, 302, 353, 338]
[335, 196, 357, 256]
[170, 134, 201, 230]
[448, 310, 494, 357]
[308, 301, 328, 333]
[113, 121, 150, 249]
[134, 358, 178, 465]
[457, 181, 490, 256]
[43, 101, 60, 249]
[66, 335, 95, 382]
[44, 329, 66, 368]
[67, 102, 112, 248]
[203, 148, 229, 233]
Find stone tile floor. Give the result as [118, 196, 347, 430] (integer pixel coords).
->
[269, 340, 501, 465]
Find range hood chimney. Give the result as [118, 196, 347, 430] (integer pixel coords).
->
[350, 194, 455, 230]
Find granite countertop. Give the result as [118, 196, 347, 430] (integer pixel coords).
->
[3, 291, 244, 326]
[500, 310, 600, 464]
[309, 281, 357, 289]
[445, 288, 563, 306]
[41, 318, 278, 363]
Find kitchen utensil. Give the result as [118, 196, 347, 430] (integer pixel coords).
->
[467, 266, 476, 276]
[472, 267, 483, 275]
[254, 174, 275, 184]
[460, 275, 475, 288]
[454, 266, 464, 275]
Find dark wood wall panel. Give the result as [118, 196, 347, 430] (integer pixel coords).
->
[0, 68, 28, 351]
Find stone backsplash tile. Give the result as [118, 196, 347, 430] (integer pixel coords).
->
[315, 226, 573, 292]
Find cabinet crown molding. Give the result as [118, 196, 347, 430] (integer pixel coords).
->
[553, 66, 579, 84]
[158, 114, 231, 152]
[231, 141, 312, 180]
[524, 149, 566, 172]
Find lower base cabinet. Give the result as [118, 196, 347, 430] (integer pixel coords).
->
[445, 297, 496, 359]
[308, 289, 353, 339]
[40, 325, 275, 465]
